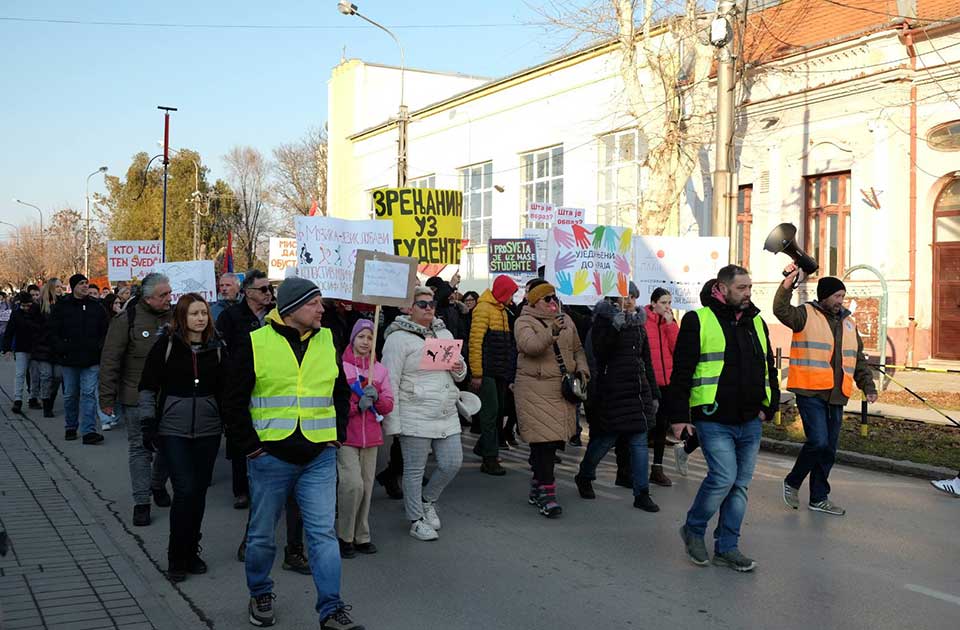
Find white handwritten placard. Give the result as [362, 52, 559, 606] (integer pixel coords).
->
[351, 250, 419, 308]
[107, 240, 163, 281]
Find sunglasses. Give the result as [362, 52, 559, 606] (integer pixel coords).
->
[248, 285, 273, 294]
[413, 300, 437, 310]
[543, 295, 559, 304]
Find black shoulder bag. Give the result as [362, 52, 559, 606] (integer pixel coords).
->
[539, 320, 586, 404]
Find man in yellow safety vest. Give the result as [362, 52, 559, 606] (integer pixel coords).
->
[775, 264, 877, 517]
[670, 265, 779, 573]
[222, 277, 364, 630]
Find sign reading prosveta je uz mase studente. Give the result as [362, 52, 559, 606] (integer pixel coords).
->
[488, 239, 537, 275]
[372, 188, 463, 265]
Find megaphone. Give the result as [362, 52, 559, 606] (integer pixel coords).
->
[763, 223, 819, 275]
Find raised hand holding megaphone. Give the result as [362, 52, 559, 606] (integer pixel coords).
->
[763, 223, 818, 288]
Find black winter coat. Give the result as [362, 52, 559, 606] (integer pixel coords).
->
[49, 296, 109, 368]
[586, 300, 659, 434]
[138, 332, 224, 439]
[1, 304, 41, 354]
[668, 295, 779, 425]
[216, 299, 264, 354]
[30, 310, 55, 362]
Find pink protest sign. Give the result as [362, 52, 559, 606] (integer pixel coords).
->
[419, 338, 463, 371]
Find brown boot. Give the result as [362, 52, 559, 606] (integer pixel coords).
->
[650, 464, 672, 487]
[480, 457, 506, 476]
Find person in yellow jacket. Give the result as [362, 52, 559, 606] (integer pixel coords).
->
[222, 277, 364, 630]
[775, 264, 877, 517]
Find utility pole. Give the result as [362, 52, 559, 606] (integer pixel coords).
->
[157, 106, 178, 262]
[710, 0, 737, 261]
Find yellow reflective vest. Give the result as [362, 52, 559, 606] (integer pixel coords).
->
[249, 325, 338, 443]
[689, 307, 771, 410]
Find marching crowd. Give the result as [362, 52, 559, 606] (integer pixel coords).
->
[3, 261, 959, 630]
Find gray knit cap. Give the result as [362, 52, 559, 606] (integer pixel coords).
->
[276, 277, 322, 316]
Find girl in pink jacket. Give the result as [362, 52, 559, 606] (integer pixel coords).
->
[336, 319, 394, 558]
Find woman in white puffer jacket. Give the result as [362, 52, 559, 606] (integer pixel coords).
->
[381, 286, 468, 541]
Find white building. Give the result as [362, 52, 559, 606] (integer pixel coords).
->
[328, 0, 960, 365]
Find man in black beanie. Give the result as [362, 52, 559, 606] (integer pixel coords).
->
[774, 264, 877, 517]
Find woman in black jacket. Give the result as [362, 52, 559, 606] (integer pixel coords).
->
[575, 286, 660, 513]
[139, 293, 224, 582]
[1, 292, 42, 413]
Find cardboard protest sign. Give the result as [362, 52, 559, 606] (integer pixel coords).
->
[545, 224, 633, 306]
[152, 260, 216, 304]
[268, 237, 298, 281]
[633, 236, 729, 310]
[527, 202, 555, 224]
[522, 228, 549, 269]
[107, 241, 163, 281]
[419, 338, 463, 371]
[295, 217, 393, 301]
[488, 239, 537, 275]
[372, 188, 463, 265]
[555, 207, 585, 226]
[351, 250, 419, 308]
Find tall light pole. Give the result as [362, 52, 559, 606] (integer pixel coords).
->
[337, 1, 408, 186]
[14, 199, 44, 268]
[159, 143, 206, 260]
[710, 0, 737, 262]
[85, 166, 108, 277]
[158, 106, 178, 261]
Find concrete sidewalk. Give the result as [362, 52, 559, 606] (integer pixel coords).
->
[0, 389, 201, 629]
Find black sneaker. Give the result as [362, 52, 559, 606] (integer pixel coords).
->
[321, 605, 364, 630]
[187, 549, 207, 574]
[11, 400, 22, 414]
[569, 434, 582, 447]
[574, 475, 595, 499]
[65, 429, 78, 441]
[132, 504, 151, 527]
[233, 494, 250, 509]
[375, 470, 403, 500]
[354, 542, 377, 555]
[282, 544, 311, 575]
[152, 486, 172, 507]
[338, 539, 356, 559]
[480, 457, 506, 476]
[167, 565, 187, 583]
[633, 492, 660, 512]
[27, 398, 41, 410]
[712, 549, 757, 572]
[42, 398, 54, 418]
[82, 432, 104, 445]
[248, 593, 276, 627]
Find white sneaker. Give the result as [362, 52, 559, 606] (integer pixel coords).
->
[674, 443, 689, 477]
[930, 476, 960, 497]
[422, 501, 441, 530]
[101, 422, 113, 432]
[409, 518, 439, 541]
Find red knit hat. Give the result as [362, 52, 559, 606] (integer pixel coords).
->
[491, 275, 518, 304]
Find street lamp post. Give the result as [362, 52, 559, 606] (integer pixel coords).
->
[85, 167, 108, 277]
[160, 142, 206, 259]
[157, 106, 179, 262]
[337, 1, 408, 186]
[13, 199, 44, 269]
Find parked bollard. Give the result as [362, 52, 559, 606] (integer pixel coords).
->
[860, 399, 869, 437]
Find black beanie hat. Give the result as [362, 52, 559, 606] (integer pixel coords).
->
[68, 274, 87, 291]
[817, 276, 846, 302]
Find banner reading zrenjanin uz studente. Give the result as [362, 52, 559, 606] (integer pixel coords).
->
[295, 216, 394, 301]
[107, 240, 163, 281]
[268, 237, 298, 281]
[372, 188, 463, 265]
[632, 236, 729, 311]
[545, 224, 633, 306]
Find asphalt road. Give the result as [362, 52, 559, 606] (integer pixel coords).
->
[2, 362, 958, 630]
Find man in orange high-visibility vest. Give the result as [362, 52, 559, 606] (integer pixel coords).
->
[774, 264, 878, 517]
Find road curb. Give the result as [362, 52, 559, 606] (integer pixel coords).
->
[760, 437, 956, 480]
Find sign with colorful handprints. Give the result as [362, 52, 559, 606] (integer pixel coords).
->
[545, 224, 633, 305]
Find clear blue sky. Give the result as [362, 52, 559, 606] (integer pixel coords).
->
[0, 0, 562, 230]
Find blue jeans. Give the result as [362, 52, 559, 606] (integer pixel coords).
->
[785, 396, 843, 503]
[61, 366, 99, 435]
[13, 352, 33, 402]
[578, 429, 650, 495]
[245, 448, 342, 620]
[685, 419, 761, 554]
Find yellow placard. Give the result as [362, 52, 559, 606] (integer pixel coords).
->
[372, 188, 463, 265]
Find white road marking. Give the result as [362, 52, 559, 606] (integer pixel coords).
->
[904, 584, 960, 607]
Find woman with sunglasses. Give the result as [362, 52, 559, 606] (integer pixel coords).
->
[513, 280, 589, 518]
[381, 286, 468, 541]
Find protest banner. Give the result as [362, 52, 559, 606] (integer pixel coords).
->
[107, 240, 163, 281]
[527, 202, 555, 225]
[555, 207, 586, 226]
[632, 236, 729, 310]
[152, 260, 216, 304]
[351, 250, 418, 309]
[488, 239, 537, 275]
[296, 216, 393, 301]
[419, 338, 463, 371]
[545, 224, 633, 306]
[522, 228, 549, 269]
[268, 237, 298, 281]
[372, 188, 463, 265]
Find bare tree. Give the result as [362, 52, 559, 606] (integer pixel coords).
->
[537, 0, 715, 235]
[272, 127, 328, 218]
[223, 147, 273, 269]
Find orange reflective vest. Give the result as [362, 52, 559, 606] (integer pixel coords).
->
[787, 304, 858, 397]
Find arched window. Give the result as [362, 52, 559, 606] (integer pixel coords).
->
[935, 177, 960, 242]
[927, 121, 960, 152]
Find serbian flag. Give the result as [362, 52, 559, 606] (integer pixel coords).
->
[308, 199, 319, 216]
[225, 232, 234, 273]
